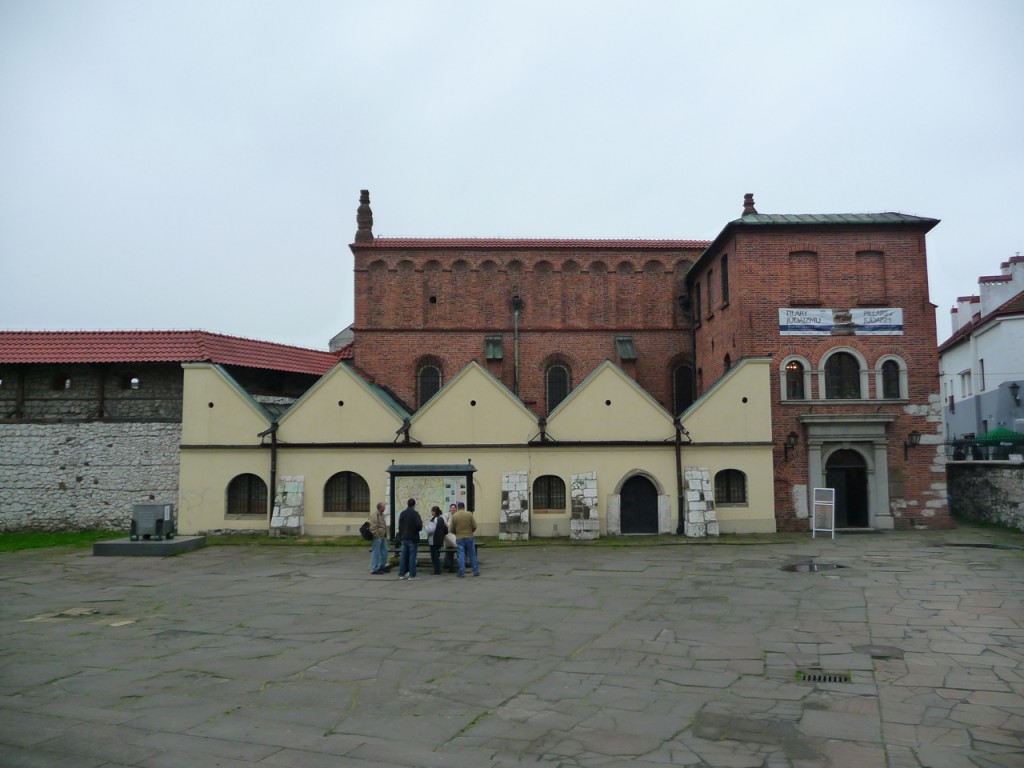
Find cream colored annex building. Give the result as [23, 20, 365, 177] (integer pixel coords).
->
[178, 355, 776, 539]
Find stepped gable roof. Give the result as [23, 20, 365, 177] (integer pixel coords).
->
[357, 237, 711, 250]
[938, 289, 1024, 351]
[0, 330, 346, 374]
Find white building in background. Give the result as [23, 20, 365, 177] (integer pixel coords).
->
[939, 256, 1024, 443]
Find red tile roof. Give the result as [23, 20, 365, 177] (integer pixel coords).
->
[0, 331, 348, 375]
[360, 238, 711, 250]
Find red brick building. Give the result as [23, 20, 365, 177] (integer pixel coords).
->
[348, 191, 950, 531]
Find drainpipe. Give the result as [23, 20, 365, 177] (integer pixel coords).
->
[674, 416, 691, 535]
[512, 295, 523, 397]
[258, 422, 279, 524]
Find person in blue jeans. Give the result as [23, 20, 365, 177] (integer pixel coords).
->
[368, 501, 389, 574]
[450, 501, 479, 577]
[397, 498, 422, 580]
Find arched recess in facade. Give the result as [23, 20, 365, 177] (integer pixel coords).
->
[606, 469, 672, 536]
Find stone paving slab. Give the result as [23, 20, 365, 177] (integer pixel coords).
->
[1, 527, 1023, 767]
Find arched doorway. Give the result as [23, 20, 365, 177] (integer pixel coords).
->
[620, 475, 658, 534]
[825, 449, 868, 528]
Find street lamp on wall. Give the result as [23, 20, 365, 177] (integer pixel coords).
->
[783, 431, 799, 461]
[904, 430, 922, 460]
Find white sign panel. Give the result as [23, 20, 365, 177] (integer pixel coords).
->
[779, 308, 903, 336]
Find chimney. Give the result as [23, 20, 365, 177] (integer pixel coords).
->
[742, 193, 757, 216]
[355, 189, 374, 243]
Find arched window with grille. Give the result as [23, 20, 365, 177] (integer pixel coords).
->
[226, 473, 267, 516]
[532, 475, 566, 512]
[417, 363, 442, 407]
[714, 469, 747, 506]
[824, 351, 862, 399]
[546, 364, 571, 412]
[324, 471, 370, 514]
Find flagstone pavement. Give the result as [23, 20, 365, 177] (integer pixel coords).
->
[1, 527, 1022, 767]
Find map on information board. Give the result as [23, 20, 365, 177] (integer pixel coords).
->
[394, 475, 467, 538]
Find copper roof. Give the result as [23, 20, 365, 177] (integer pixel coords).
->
[0, 330, 348, 375]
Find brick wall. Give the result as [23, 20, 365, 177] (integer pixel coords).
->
[689, 223, 949, 530]
[350, 244, 701, 413]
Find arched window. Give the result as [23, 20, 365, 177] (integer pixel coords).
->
[324, 471, 370, 514]
[714, 469, 747, 506]
[226, 474, 267, 516]
[881, 359, 901, 399]
[546, 364, 571, 412]
[824, 351, 862, 399]
[724, 354, 732, 372]
[532, 475, 566, 512]
[785, 359, 805, 400]
[672, 363, 694, 414]
[417, 364, 442, 407]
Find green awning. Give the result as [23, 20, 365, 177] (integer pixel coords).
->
[973, 428, 1024, 445]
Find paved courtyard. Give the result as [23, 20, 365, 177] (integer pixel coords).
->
[1, 528, 1022, 767]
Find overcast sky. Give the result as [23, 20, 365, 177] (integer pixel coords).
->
[1, 0, 1021, 350]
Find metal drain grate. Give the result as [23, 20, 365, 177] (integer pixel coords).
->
[797, 669, 852, 684]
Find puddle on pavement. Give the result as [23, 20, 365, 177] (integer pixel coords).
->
[781, 562, 848, 573]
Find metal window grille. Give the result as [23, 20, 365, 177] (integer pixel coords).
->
[533, 475, 566, 510]
[324, 471, 370, 513]
[227, 473, 267, 516]
[825, 352, 860, 399]
[714, 469, 747, 504]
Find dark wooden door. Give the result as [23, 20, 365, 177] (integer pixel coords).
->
[620, 476, 658, 534]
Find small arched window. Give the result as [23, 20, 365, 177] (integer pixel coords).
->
[546, 364, 571, 412]
[672, 364, 694, 414]
[533, 475, 566, 512]
[824, 352, 861, 399]
[881, 360, 901, 399]
[724, 354, 732, 372]
[324, 471, 370, 514]
[417, 364, 442, 407]
[714, 469, 747, 506]
[226, 474, 267, 516]
[785, 360, 805, 400]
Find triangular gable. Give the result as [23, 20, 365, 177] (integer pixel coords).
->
[278, 361, 409, 443]
[546, 360, 674, 441]
[411, 360, 538, 445]
[679, 357, 773, 443]
[181, 363, 273, 445]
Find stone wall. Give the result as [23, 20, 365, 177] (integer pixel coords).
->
[0, 421, 181, 531]
[947, 461, 1024, 531]
[570, 471, 599, 540]
[499, 470, 529, 540]
[683, 467, 719, 538]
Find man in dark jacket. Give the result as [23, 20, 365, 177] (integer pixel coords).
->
[397, 498, 423, 580]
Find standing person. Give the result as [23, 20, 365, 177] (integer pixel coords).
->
[425, 505, 448, 575]
[450, 501, 479, 577]
[369, 501, 389, 575]
[397, 498, 423, 581]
